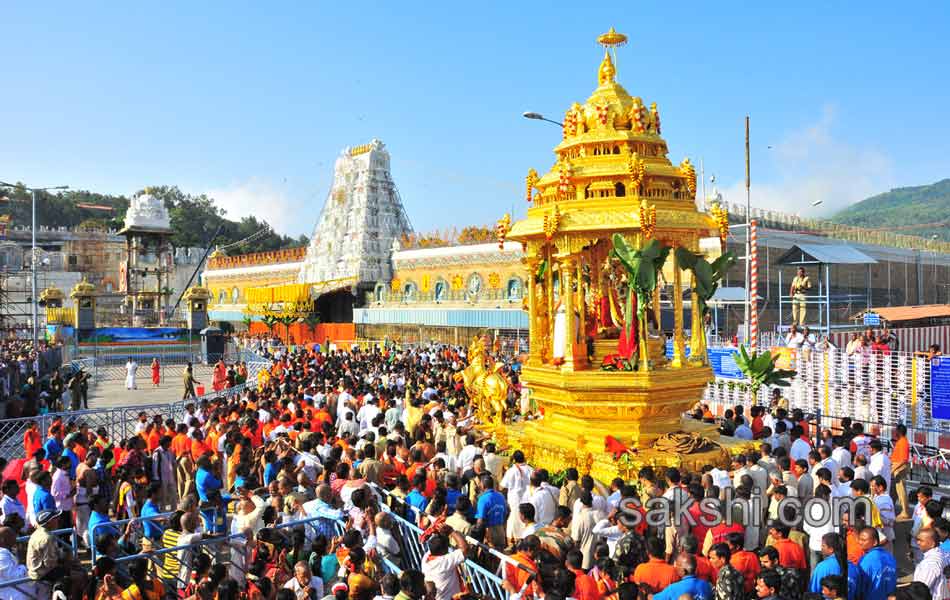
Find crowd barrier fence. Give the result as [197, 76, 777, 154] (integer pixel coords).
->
[700, 345, 950, 484]
[0, 360, 268, 462]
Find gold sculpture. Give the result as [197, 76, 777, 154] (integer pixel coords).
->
[499, 28, 728, 482]
[454, 336, 509, 427]
[680, 158, 697, 199]
[495, 213, 512, 249]
[526, 169, 539, 202]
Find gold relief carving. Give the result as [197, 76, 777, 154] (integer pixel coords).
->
[629, 98, 647, 134]
[543, 204, 561, 240]
[526, 169, 539, 202]
[679, 158, 697, 199]
[650, 102, 661, 134]
[627, 152, 646, 194]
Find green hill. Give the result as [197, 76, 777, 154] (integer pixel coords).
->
[0, 183, 306, 252]
[831, 178, 950, 241]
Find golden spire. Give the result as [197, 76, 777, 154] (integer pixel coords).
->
[596, 27, 626, 86]
[598, 51, 616, 85]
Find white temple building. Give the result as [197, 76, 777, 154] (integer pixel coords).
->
[203, 139, 413, 324]
[298, 139, 412, 286]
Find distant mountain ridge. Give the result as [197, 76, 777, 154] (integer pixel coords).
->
[831, 178, 950, 241]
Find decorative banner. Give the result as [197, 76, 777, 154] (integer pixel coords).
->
[451, 274, 464, 291]
[420, 274, 432, 293]
[488, 272, 501, 289]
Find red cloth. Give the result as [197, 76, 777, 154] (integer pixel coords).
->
[774, 538, 807, 570]
[151, 362, 161, 385]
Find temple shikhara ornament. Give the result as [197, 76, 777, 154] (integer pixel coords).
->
[491, 28, 732, 481]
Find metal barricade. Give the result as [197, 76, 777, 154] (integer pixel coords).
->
[699, 345, 950, 484]
[90, 510, 175, 563]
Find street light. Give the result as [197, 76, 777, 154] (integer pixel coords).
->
[522, 112, 563, 128]
[0, 181, 70, 347]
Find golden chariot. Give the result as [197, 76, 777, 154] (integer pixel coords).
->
[480, 29, 742, 482]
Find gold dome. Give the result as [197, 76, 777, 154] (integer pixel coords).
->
[69, 278, 96, 298]
[510, 28, 717, 241]
[183, 286, 212, 301]
[39, 287, 65, 302]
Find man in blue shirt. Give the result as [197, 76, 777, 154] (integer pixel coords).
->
[405, 474, 429, 516]
[88, 494, 119, 550]
[43, 426, 64, 462]
[140, 483, 164, 541]
[653, 554, 712, 600]
[31, 471, 57, 520]
[857, 526, 897, 600]
[808, 532, 860, 599]
[195, 456, 228, 533]
[262, 450, 282, 485]
[475, 474, 507, 549]
[61, 436, 81, 479]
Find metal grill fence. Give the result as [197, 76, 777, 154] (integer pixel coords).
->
[0, 360, 269, 462]
[700, 345, 950, 484]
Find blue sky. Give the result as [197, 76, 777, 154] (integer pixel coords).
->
[3, 3, 948, 237]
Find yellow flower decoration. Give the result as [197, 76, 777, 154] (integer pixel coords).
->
[488, 272, 501, 289]
[451, 274, 464, 291]
[420, 274, 432, 293]
[390, 278, 402, 293]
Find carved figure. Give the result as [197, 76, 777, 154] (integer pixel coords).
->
[452, 336, 510, 427]
[679, 158, 697, 199]
[650, 102, 661, 134]
[629, 98, 646, 133]
[526, 169, 539, 202]
[627, 152, 646, 194]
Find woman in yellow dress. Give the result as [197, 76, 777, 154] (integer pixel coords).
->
[120, 557, 165, 600]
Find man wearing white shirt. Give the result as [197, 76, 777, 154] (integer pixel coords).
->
[831, 436, 852, 471]
[528, 471, 558, 527]
[357, 397, 380, 432]
[789, 426, 811, 462]
[868, 440, 892, 491]
[913, 529, 950, 599]
[785, 324, 805, 349]
[457, 434, 480, 474]
[572, 476, 608, 522]
[500, 451, 534, 541]
[871, 475, 897, 545]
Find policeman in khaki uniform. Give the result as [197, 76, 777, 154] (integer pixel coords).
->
[790, 267, 812, 326]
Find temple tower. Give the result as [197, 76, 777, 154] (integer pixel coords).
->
[298, 139, 412, 313]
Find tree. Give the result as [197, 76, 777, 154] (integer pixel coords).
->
[261, 314, 278, 335]
[735, 346, 797, 403]
[277, 314, 296, 344]
[674, 247, 737, 362]
[241, 315, 254, 332]
[610, 235, 670, 370]
[300, 312, 321, 338]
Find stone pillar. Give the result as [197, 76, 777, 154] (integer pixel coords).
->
[672, 248, 686, 368]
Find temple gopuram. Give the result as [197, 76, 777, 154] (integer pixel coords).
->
[494, 29, 733, 481]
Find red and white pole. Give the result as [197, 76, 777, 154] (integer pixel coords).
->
[750, 219, 759, 348]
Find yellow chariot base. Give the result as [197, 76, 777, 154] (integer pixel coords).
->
[487, 362, 753, 483]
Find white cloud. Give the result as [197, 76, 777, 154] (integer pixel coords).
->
[719, 106, 894, 217]
[204, 178, 308, 237]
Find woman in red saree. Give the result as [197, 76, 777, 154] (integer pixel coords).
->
[150, 358, 160, 388]
[211, 360, 228, 392]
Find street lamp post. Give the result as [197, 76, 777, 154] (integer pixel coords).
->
[0, 181, 69, 347]
[522, 112, 563, 128]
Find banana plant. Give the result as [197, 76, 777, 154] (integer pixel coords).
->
[610, 234, 670, 370]
[674, 247, 737, 362]
[735, 345, 797, 404]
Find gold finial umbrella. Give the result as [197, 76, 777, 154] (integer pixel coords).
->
[596, 27, 628, 80]
[597, 27, 628, 47]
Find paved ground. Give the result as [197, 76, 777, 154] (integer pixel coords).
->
[88, 365, 214, 409]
